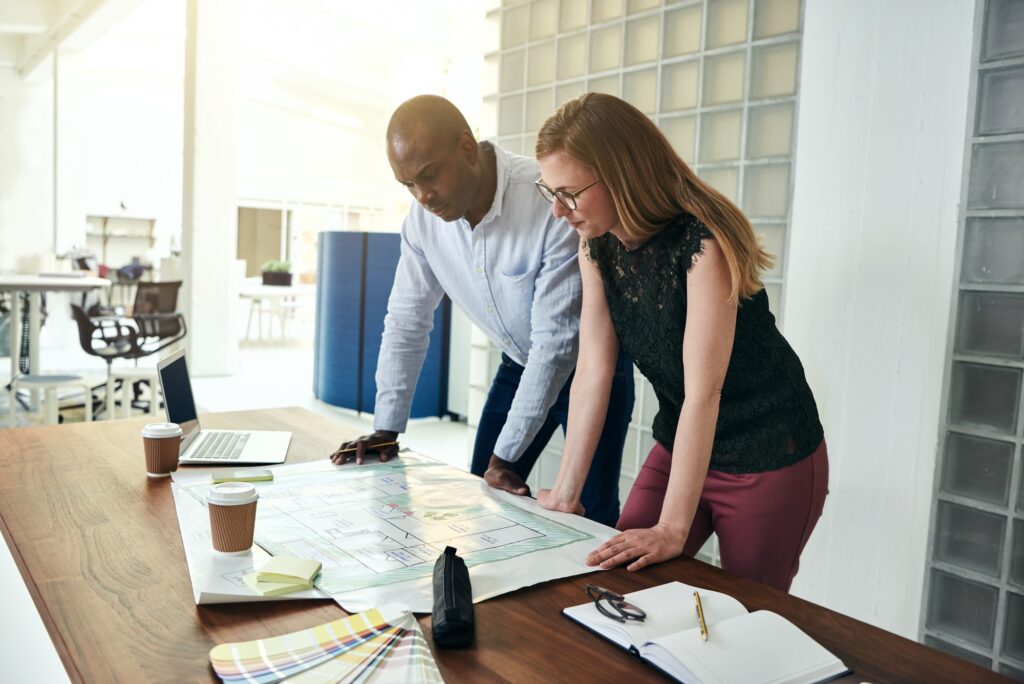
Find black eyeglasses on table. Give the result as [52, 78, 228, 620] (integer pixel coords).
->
[585, 584, 646, 623]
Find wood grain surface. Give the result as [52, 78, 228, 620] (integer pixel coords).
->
[0, 408, 1006, 683]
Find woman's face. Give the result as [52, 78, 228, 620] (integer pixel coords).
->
[537, 151, 622, 242]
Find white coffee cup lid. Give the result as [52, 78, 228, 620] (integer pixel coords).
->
[207, 482, 258, 506]
[142, 422, 182, 438]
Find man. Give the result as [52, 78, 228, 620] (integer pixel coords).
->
[330, 95, 633, 526]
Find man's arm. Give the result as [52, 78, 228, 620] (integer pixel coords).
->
[485, 218, 581, 492]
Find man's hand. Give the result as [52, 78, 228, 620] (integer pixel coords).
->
[329, 430, 399, 465]
[483, 454, 530, 496]
[585, 522, 687, 572]
[537, 489, 585, 516]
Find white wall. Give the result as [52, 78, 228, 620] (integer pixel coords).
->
[786, 0, 974, 638]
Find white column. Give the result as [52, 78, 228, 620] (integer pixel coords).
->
[181, 0, 239, 376]
[785, 0, 974, 638]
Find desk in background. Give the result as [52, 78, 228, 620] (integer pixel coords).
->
[0, 407, 1005, 683]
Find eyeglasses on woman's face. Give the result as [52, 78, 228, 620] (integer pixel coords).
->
[534, 178, 602, 211]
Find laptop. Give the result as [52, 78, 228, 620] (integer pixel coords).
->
[157, 349, 291, 465]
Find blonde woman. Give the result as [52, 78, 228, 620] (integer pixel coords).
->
[533, 93, 827, 591]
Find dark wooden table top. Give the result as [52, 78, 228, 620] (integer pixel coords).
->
[0, 407, 1006, 683]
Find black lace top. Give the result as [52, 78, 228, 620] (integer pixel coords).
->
[587, 214, 824, 474]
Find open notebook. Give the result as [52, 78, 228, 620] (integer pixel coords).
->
[562, 581, 849, 684]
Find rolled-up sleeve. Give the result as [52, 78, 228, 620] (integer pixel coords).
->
[373, 215, 445, 434]
[492, 222, 581, 462]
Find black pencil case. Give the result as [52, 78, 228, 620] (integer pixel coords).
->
[431, 546, 475, 648]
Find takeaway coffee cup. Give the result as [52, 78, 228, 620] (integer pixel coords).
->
[141, 422, 183, 477]
[207, 482, 259, 554]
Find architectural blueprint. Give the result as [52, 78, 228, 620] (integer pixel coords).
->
[172, 452, 614, 612]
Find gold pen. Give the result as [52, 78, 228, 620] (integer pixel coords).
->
[693, 590, 709, 641]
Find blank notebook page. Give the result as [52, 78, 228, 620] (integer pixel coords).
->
[643, 610, 845, 684]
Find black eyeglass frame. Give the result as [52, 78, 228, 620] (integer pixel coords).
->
[585, 583, 646, 623]
[534, 178, 602, 211]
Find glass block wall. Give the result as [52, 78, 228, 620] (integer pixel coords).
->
[922, 0, 1024, 676]
[469, 0, 804, 565]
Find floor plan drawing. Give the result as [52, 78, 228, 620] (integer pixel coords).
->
[180, 453, 595, 596]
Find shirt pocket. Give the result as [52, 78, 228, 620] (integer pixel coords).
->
[496, 268, 538, 333]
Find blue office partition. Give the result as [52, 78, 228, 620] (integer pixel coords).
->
[314, 231, 449, 418]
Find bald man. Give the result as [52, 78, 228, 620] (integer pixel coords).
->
[330, 95, 634, 527]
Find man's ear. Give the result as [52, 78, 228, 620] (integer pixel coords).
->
[457, 130, 479, 165]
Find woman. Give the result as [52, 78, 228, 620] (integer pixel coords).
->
[533, 93, 827, 592]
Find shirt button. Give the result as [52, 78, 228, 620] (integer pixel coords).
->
[475, 266, 483, 273]
[487, 305, 495, 313]
[503, 337, 510, 344]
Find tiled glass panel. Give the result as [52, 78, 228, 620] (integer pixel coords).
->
[982, 0, 1024, 62]
[481, 97, 499, 139]
[977, 66, 1024, 136]
[560, 0, 589, 31]
[1012, 520, 1024, 587]
[962, 218, 1024, 285]
[499, 94, 524, 135]
[755, 223, 785, 277]
[627, 0, 659, 13]
[592, 0, 624, 23]
[699, 108, 743, 162]
[748, 103, 794, 158]
[934, 501, 1005, 578]
[751, 42, 798, 99]
[590, 24, 622, 72]
[526, 89, 555, 131]
[1000, 662, 1024, 680]
[528, 41, 557, 86]
[956, 291, 1024, 358]
[661, 115, 697, 162]
[753, 0, 800, 39]
[707, 0, 748, 49]
[484, 11, 501, 53]
[501, 49, 526, 91]
[661, 60, 700, 111]
[663, 4, 702, 57]
[557, 33, 588, 79]
[503, 4, 530, 48]
[621, 427, 639, 478]
[556, 80, 586, 105]
[484, 54, 500, 95]
[923, 636, 993, 668]
[531, 0, 559, 40]
[941, 432, 1013, 506]
[700, 166, 739, 203]
[743, 164, 790, 218]
[703, 51, 746, 106]
[625, 15, 660, 66]
[623, 68, 657, 114]
[639, 429, 656, 459]
[1005, 592, 1024, 660]
[948, 362, 1022, 435]
[588, 74, 620, 95]
[968, 142, 1024, 210]
[926, 569, 998, 647]
[498, 136, 525, 155]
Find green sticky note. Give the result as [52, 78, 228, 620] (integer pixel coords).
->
[242, 573, 308, 597]
[257, 556, 322, 586]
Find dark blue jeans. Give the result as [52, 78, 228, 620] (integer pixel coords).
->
[470, 350, 635, 527]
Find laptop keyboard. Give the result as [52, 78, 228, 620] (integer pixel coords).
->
[191, 432, 250, 460]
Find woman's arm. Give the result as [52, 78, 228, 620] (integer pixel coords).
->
[537, 240, 620, 515]
[585, 237, 737, 570]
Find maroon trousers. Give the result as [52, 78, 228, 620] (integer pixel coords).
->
[617, 440, 829, 592]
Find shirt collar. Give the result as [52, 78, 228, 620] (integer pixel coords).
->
[473, 142, 509, 227]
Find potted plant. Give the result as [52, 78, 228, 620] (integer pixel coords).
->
[261, 260, 293, 286]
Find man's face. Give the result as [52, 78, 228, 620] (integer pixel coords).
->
[388, 127, 478, 223]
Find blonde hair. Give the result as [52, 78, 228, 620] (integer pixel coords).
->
[536, 93, 772, 302]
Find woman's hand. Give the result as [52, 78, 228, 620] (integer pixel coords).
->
[537, 489, 585, 516]
[585, 522, 687, 572]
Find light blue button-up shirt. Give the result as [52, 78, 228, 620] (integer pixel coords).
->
[373, 143, 581, 462]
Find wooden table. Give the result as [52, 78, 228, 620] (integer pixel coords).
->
[0, 408, 1006, 683]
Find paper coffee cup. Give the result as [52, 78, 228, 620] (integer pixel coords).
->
[207, 482, 259, 554]
[142, 423, 182, 478]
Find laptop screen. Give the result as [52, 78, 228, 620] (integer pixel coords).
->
[159, 354, 200, 441]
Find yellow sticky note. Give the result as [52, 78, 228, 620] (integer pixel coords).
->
[242, 572, 308, 597]
[257, 556, 322, 586]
